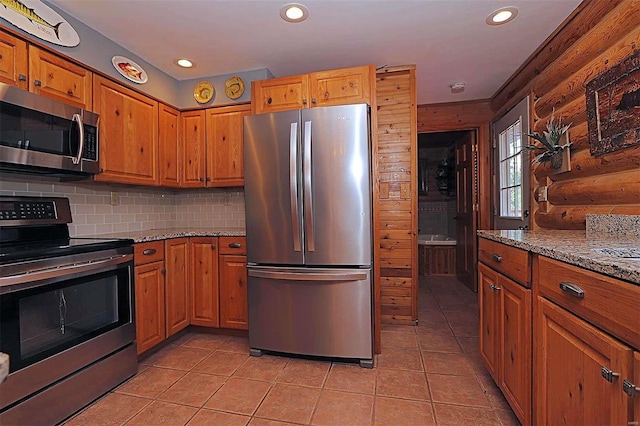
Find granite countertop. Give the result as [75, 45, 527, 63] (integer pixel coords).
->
[477, 229, 640, 285]
[94, 227, 246, 243]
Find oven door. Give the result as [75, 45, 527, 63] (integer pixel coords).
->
[0, 248, 135, 411]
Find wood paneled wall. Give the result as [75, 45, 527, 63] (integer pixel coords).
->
[375, 66, 417, 327]
[492, 0, 640, 229]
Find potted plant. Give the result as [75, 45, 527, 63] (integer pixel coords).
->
[524, 109, 571, 170]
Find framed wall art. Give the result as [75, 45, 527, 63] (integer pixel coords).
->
[586, 50, 640, 156]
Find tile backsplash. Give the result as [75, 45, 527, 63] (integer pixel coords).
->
[0, 175, 245, 236]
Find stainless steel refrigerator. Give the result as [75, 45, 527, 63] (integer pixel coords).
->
[244, 103, 373, 368]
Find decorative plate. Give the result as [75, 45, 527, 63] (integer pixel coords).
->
[194, 81, 215, 104]
[224, 76, 245, 100]
[0, 0, 80, 47]
[111, 56, 148, 84]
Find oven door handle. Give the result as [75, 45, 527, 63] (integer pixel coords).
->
[0, 254, 133, 288]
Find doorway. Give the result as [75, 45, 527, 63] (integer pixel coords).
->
[417, 130, 477, 291]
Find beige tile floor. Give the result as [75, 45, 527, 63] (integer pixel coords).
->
[64, 276, 519, 425]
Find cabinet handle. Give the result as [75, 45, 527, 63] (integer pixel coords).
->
[623, 380, 640, 398]
[161, 269, 166, 276]
[488, 283, 501, 292]
[199, 177, 204, 182]
[206, 177, 211, 182]
[18, 74, 27, 81]
[34, 80, 42, 87]
[229, 242, 242, 248]
[559, 281, 584, 299]
[491, 253, 502, 262]
[311, 98, 317, 104]
[211, 244, 216, 249]
[601, 366, 620, 383]
[142, 248, 156, 256]
[302, 99, 307, 105]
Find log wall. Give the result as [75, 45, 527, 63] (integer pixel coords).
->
[492, 0, 640, 229]
[375, 66, 418, 326]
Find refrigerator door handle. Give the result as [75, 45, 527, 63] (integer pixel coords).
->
[289, 122, 301, 252]
[303, 120, 315, 252]
[248, 269, 367, 281]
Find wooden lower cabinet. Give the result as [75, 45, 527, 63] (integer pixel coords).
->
[189, 237, 219, 327]
[534, 297, 633, 425]
[164, 238, 189, 336]
[633, 352, 640, 424]
[479, 262, 532, 425]
[219, 254, 248, 329]
[134, 261, 166, 355]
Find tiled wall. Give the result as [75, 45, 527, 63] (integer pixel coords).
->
[418, 199, 457, 239]
[0, 175, 246, 236]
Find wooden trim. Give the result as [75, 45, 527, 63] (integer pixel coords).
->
[408, 67, 418, 324]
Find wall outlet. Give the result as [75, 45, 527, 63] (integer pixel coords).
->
[537, 186, 548, 202]
[110, 191, 120, 206]
[223, 192, 232, 206]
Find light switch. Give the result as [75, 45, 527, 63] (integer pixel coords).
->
[537, 186, 548, 202]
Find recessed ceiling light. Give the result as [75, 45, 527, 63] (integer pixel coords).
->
[280, 3, 309, 23]
[486, 7, 518, 26]
[176, 59, 193, 68]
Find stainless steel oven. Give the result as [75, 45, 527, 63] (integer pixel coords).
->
[0, 196, 136, 425]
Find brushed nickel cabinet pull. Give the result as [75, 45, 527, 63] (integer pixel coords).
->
[311, 98, 317, 104]
[489, 283, 502, 292]
[491, 253, 502, 262]
[18, 74, 27, 81]
[601, 366, 619, 382]
[229, 242, 242, 248]
[161, 269, 166, 276]
[559, 281, 584, 299]
[34, 80, 42, 87]
[302, 99, 307, 105]
[211, 244, 216, 249]
[142, 248, 156, 256]
[623, 380, 640, 398]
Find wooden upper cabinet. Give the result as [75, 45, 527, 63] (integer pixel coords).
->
[252, 74, 309, 114]
[159, 104, 181, 188]
[205, 104, 251, 187]
[29, 46, 92, 109]
[0, 30, 28, 90]
[93, 75, 159, 185]
[180, 110, 206, 188]
[308, 65, 373, 108]
[251, 65, 374, 114]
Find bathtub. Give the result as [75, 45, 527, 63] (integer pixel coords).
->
[418, 234, 456, 246]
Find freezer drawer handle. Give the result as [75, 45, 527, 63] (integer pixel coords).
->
[303, 120, 315, 252]
[248, 269, 367, 281]
[289, 121, 301, 252]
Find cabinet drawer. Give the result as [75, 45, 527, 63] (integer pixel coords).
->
[536, 255, 640, 349]
[478, 238, 530, 286]
[134, 241, 165, 265]
[219, 236, 247, 255]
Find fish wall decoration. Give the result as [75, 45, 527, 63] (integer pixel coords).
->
[0, 0, 79, 47]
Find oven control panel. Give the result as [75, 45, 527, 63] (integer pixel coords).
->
[0, 201, 56, 220]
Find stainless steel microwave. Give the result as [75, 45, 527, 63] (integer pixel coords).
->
[0, 82, 99, 177]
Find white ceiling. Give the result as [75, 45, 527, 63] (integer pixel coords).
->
[47, 0, 583, 105]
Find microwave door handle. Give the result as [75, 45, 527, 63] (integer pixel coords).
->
[303, 120, 314, 252]
[72, 113, 84, 165]
[289, 122, 301, 252]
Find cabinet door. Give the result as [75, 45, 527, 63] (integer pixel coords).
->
[633, 352, 640, 425]
[478, 262, 500, 380]
[29, 46, 92, 109]
[159, 104, 181, 188]
[165, 238, 190, 336]
[205, 104, 251, 187]
[252, 74, 309, 114]
[134, 261, 166, 354]
[500, 275, 532, 426]
[0, 30, 27, 90]
[309, 65, 372, 108]
[219, 255, 248, 330]
[189, 237, 219, 327]
[180, 110, 206, 187]
[93, 75, 159, 185]
[535, 297, 633, 426]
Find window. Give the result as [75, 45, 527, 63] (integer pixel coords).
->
[492, 96, 530, 229]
